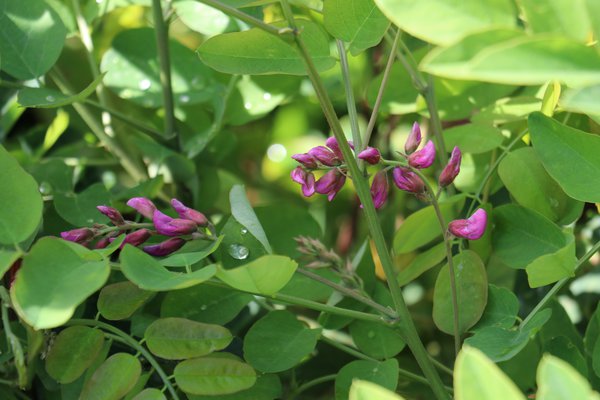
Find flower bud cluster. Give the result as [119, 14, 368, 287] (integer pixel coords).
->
[60, 197, 213, 256]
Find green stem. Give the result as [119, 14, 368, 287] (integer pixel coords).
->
[0, 289, 26, 389]
[278, 3, 448, 399]
[521, 240, 600, 327]
[65, 319, 179, 400]
[152, 0, 176, 140]
[96, 222, 154, 235]
[84, 100, 165, 139]
[296, 268, 396, 319]
[49, 70, 148, 182]
[198, 0, 286, 37]
[204, 280, 385, 323]
[364, 29, 401, 147]
[336, 40, 362, 152]
[290, 374, 337, 399]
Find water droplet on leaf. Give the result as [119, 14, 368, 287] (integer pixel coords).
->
[45, 95, 55, 102]
[138, 79, 151, 91]
[228, 244, 249, 260]
[240, 228, 248, 235]
[39, 182, 53, 195]
[200, 305, 208, 311]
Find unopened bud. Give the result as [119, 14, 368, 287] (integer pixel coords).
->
[97, 205, 125, 225]
[153, 210, 198, 236]
[392, 167, 425, 193]
[126, 197, 157, 220]
[357, 147, 381, 165]
[171, 199, 209, 226]
[448, 208, 487, 240]
[408, 140, 436, 169]
[60, 228, 95, 243]
[405, 122, 422, 154]
[439, 146, 461, 187]
[143, 238, 186, 257]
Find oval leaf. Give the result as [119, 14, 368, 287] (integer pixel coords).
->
[45, 326, 104, 384]
[0, 145, 43, 245]
[174, 357, 256, 396]
[529, 112, 600, 202]
[350, 380, 406, 400]
[335, 359, 399, 400]
[433, 250, 488, 334]
[131, 388, 166, 400]
[198, 19, 335, 75]
[537, 355, 598, 400]
[11, 237, 110, 329]
[145, 318, 233, 360]
[80, 353, 141, 400]
[349, 320, 405, 359]
[229, 185, 272, 253]
[120, 245, 216, 291]
[243, 310, 321, 373]
[97, 281, 154, 321]
[216, 255, 297, 296]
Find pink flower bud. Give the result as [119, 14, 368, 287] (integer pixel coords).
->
[315, 169, 346, 201]
[392, 167, 425, 193]
[439, 146, 462, 187]
[357, 147, 381, 165]
[143, 237, 186, 257]
[97, 205, 125, 225]
[94, 238, 111, 249]
[325, 137, 344, 160]
[123, 229, 152, 247]
[171, 199, 209, 226]
[291, 167, 316, 197]
[370, 171, 388, 209]
[405, 122, 422, 154]
[291, 153, 318, 169]
[153, 210, 198, 236]
[448, 208, 487, 240]
[308, 146, 340, 166]
[408, 140, 436, 169]
[126, 197, 157, 219]
[61, 228, 95, 243]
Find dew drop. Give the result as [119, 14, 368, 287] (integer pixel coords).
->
[138, 79, 151, 91]
[179, 94, 190, 103]
[200, 305, 208, 311]
[39, 182, 53, 195]
[241, 228, 248, 235]
[228, 244, 249, 260]
[45, 95, 55, 102]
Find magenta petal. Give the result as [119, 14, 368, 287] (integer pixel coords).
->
[60, 228, 95, 243]
[357, 147, 381, 165]
[315, 169, 339, 194]
[308, 146, 340, 166]
[326, 173, 346, 201]
[291, 166, 307, 185]
[392, 167, 424, 193]
[171, 198, 208, 226]
[152, 210, 197, 236]
[123, 228, 152, 247]
[126, 197, 157, 219]
[97, 205, 125, 225]
[405, 122, 422, 154]
[408, 140, 436, 169]
[302, 172, 316, 197]
[143, 238, 186, 257]
[292, 153, 318, 169]
[370, 171, 388, 209]
[448, 208, 487, 240]
[439, 146, 462, 187]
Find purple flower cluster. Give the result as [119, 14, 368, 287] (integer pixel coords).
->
[289, 123, 487, 239]
[61, 197, 211, 256]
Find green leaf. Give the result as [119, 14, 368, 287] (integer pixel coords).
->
[473, 285, 519, 331]
[443, 123, 504, 154]
[120, 245, 216, 291]
[131, 388, 166, 400]
[561, 84, 600, 117]
[219, 216, 268, 269]
[455, 346, 525, 400]
[421, 31, 600, 86]
[229, 185, 272, 253]
[537, 355, 600, 400]
[0, 0, 66, 79]
[492, 205, 566, 269]
[243, 310, 321, 373]
[186, 374, 282, 400]
[373, 0, 515, 45]
[518, 0, 591, 42]
[42, 108, 69, 153]
[198, 19, 335, 75]
[0, 249, 20, 280]
[0, 145, 43, 245]
[54, 183, 111, 227]
[145, 318, 232, 360]
[216, 255, 297, 296]
[465, 309, 552, 362]
[80, 353, 141, 400]
[173, 0, 234, 37]
[335, 359, 399, 400]
[498, 147, 583, 223]
[393, 195, 465, 254]
[161, 284, 252, 325]
[45, 326, 105, 384]
[397, 242, 446, 286]
[174, 357, 256, 396]
[323, 0, 389, 55]
[11, 237, 109, 329]
[17, 74, 105, 109]
[349, 380, 406, 400]
[544, 336, 588, 378]
[101, 28, 214, 108]
[349, 320, 405, 359]
[159, 236, 223, 267]
[529, 112, 600, 202]
[526, 233, 576, 288]
[97, 281, 154, 321]
[433, 250, 488, 334]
